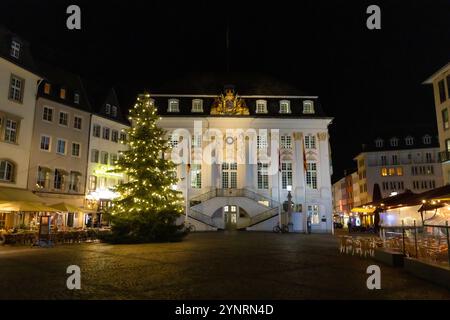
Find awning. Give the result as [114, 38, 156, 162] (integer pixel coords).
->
[50, 202, 87, 213]
[0, 201, 59, 212]
[351, 207, 376, 214]
[0, 186, 44, 203]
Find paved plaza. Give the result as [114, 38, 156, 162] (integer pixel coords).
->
[0, 232, 449, 299]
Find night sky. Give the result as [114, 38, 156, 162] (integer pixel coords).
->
[1, 0, 450, 182]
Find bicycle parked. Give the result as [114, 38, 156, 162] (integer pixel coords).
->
[273, 223, 289, 233]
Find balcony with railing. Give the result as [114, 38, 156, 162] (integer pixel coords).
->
[439, 151, 450, 163]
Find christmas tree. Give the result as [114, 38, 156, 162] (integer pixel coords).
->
[106, 93, 186, 243]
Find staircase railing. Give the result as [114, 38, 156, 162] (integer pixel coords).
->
[189, 209, 216, 227]
[247, 207, 279, 227]
[190, 188, 279, 208]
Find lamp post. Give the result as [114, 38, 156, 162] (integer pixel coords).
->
[287, 185, 293, 232]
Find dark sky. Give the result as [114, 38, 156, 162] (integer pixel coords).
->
[1, 0, 450, 182]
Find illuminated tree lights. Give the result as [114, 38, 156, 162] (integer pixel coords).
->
[106, 93, 186, 243]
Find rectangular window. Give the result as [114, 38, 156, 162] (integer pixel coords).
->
[279, 100, 291, 114]
[100, 151, 109, 165]
[4, 119, 18, 143]
[257, 134, 268, 149]
[105, 104, 111, 114]
[305, 135, 316, 149]
[72, 143, 81, 157]
[112, 106, 118, 117]
[74, 93, 80, 104]
[110, 153, 118, 165]
[381, 168, 388, 176]
[396, 167, 403, 176]
[102, 127, 110, 140]
[54, 169, 63, 190]
[388, 168, 395, 176]
[169, 134, 178, 148]
[192, 134, 202, 148]
[306, 162, 317, 189]
[192, 99, 203, 112]
[9, 75, 24, 102]
[69, 172, 79, 192]
[59, 112, 68, 126]
[426, 152, 432, 163]
[91, 149, 99, 163]
[392, 155, 398, 165]
[381, 155, 387, 166]
[281, 162, 293, 189]
[56, 139, 67, 155]
[42, 106, 53, 122]
[120, 132, 127, 143]
[74, 116, 82, 130]
[60, 88, 66, 99]
[89, 175, 97, 191]
[36, 167, 48, 189]
[40, 135, 51, 151]
[256, 100, 267, 114]
[438, 80, 446, 103]
[190, 164, 202, 188]
[10, 40, 20, 58]
[111, 130, 119, 143]
[93, 124, 101, 137]
[44, 83, 51, 94]
[257, 162, 269, 189]
[308, 205, 320, 225]
[280, 135, 292, 149]
[442, 109, 449, 130]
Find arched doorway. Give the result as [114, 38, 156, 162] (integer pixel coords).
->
[223, 205, 238, 230]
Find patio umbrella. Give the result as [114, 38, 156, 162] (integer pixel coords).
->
[0, 201, 59, 212]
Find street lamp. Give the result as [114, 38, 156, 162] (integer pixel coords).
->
[287, 185, 293, 232]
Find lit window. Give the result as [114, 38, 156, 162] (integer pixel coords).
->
[89, 176, 97, 191]
[302, 100, 314, 114]
[280, 134, 292, 149]
[10, 40, 20, 59]
[59, 112, 69, 126]
[442, 109, 449, 130]
[168, 99, 180, 112]
[4, 119, 18, 143]
[190, 164, 202, 188]
[423, 135, 432, 144]
[43, 106, 53, 122]
[381, 168, 388, 176]
[388, 168, 395, 176]
[110, 153, 118, 165]
[72, 143, 81, 157]
[375, 138, 383, 148]
[192, 99, 203, 113]
[305, 134, 316, 149]
[9, 75, 23, 102]
[44, 83, 51, 94]
[256, 100, 267, 114]
[60, 88, 66, 99]
[93, 124, 101, 137]
[308, 205, 320, 225]
[0, 160, 14, 182]
[74, 93, 80, 104]
[257, 162, 269, 189]
[396, 167, 403, 176]
[281, 162, 293, 189]
[100, 151, 109, 165]
[37, 167, 48, 188]
[56, 139, 67, 155]
[279, 100, 291, 114]
[74, 116, 82, 130]
[405, 136, 414, 146]
[306, 162, 317, 189]
[40, 135, 51, 151]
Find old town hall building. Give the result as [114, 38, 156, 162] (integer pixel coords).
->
[154, 74, 334, 233]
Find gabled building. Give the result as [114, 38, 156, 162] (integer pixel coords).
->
[27, 63, 91, 219]
[152, 74, 334, 233]
[85, 87, 129, 227]
[0, 28, 42, 190]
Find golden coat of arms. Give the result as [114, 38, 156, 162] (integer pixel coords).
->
[210, 88, 249, 115]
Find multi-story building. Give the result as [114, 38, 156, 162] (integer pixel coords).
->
[153, 79, 334, 233]
[354, 131, 443, 203]
[85, 88, 129, 227]
[424, 62, 450, 184]
[27, 64, 91, 223]
[0, 28, 42, 190]
[332, 170, 359, 226]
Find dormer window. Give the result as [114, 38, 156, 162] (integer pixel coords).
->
[10, 40, 20, 59]
[375, 138, 383, 148]
[191, 99, 203, 113]
[302, 100, 315, 114]
[390, 137, 398, 147]
[44, 83, 51, 95]
[405, 136, 414, 146]
[423, 134, 431, 144]
[74, 93, 80, 104]
[168, 99, 180, 113]
[112, 106, 118, 117]
[256, 100, 268, 114]
[105, 104, 111, 114]
[279, 100, 291, 114]
[60, 88, 66, 99]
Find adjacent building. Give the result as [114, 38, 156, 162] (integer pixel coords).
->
[85, 88, 129, 227]
[154, 76, 334, 233]
[423, 62, 450, 184]
[0, 28, 42, 190]
[27, 64, 91, 217]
